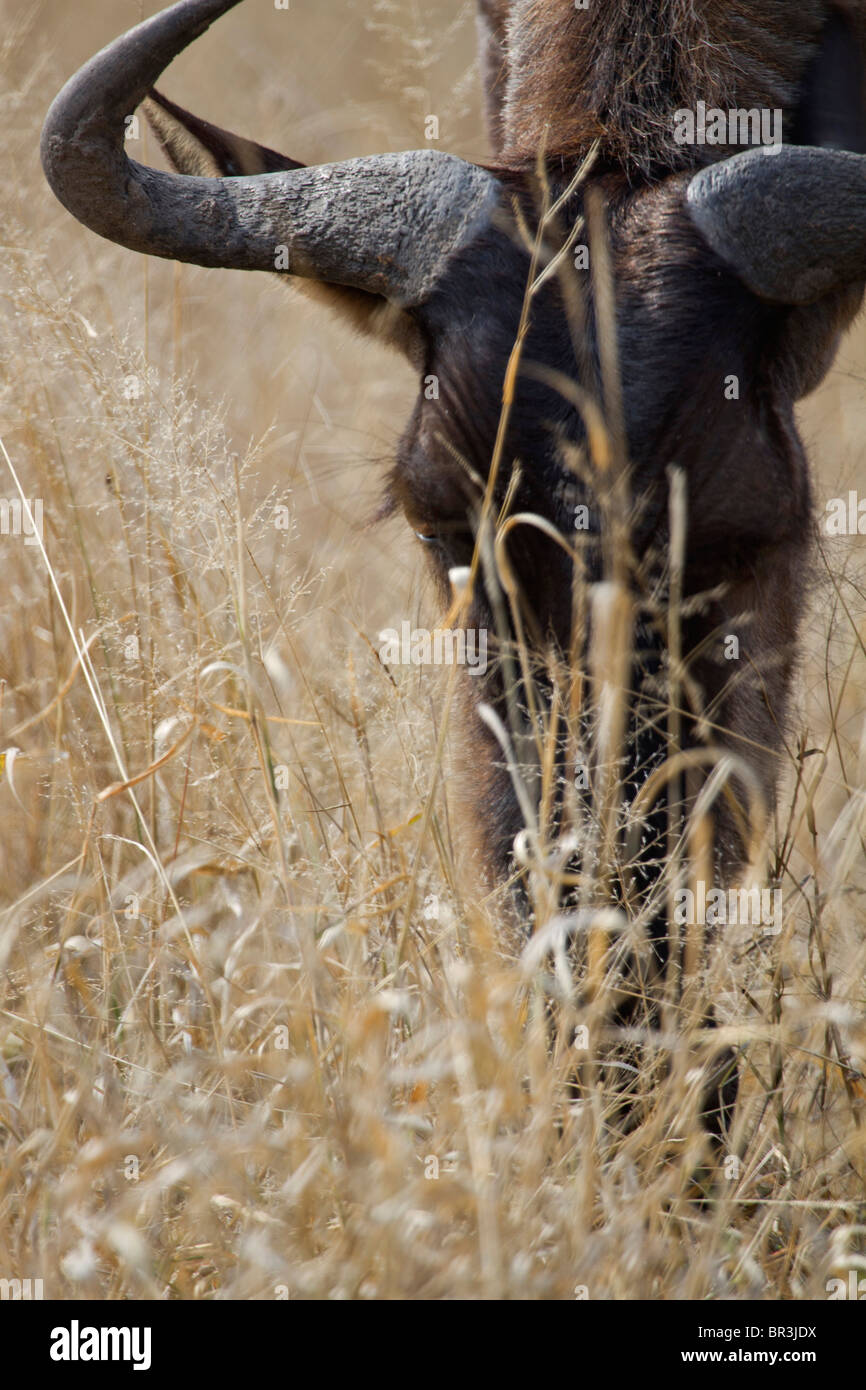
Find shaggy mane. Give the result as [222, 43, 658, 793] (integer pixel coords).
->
[493, 0, 864, 174]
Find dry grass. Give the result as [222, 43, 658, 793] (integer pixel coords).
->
[0, 0, 864, 1300]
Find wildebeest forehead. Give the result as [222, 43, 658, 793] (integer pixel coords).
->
[391, 178, 727, 511]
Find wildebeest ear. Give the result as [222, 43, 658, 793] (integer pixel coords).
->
[143, 90, 424, 361]
[686, 145, 866, 305]
[144, 89, 305, 177]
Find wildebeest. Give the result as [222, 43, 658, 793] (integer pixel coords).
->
[42, 0, 866, 1138]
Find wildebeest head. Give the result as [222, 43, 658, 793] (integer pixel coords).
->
[42, 0, 866, 884]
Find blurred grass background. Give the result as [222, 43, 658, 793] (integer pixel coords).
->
[0, 0, 864, 1299]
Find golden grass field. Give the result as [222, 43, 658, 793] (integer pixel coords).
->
[1, 0, 864, 1300]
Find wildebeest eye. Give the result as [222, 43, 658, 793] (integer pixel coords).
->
[412, 520, 475, 562]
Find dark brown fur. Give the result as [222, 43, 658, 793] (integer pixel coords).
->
[394, 165, 862, 879]
[139, 1, 866, 1135]
[499, 1, 865, 172]
[142, 0, 866, 892]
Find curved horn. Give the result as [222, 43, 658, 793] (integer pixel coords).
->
[687, 145, 866, 305]
[41, 0, 500, 306]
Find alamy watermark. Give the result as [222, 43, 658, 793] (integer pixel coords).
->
[673, 102, 782, 149]
[674, 883, 782, 933]
[827, 1271, 866, 1300]
[0, 496, 43, 546]
[824, 490, 866, 536]
[50, 1321, 151, 1371]
[0, 1276, 44, 1299]
[379, 621, 488, 676]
